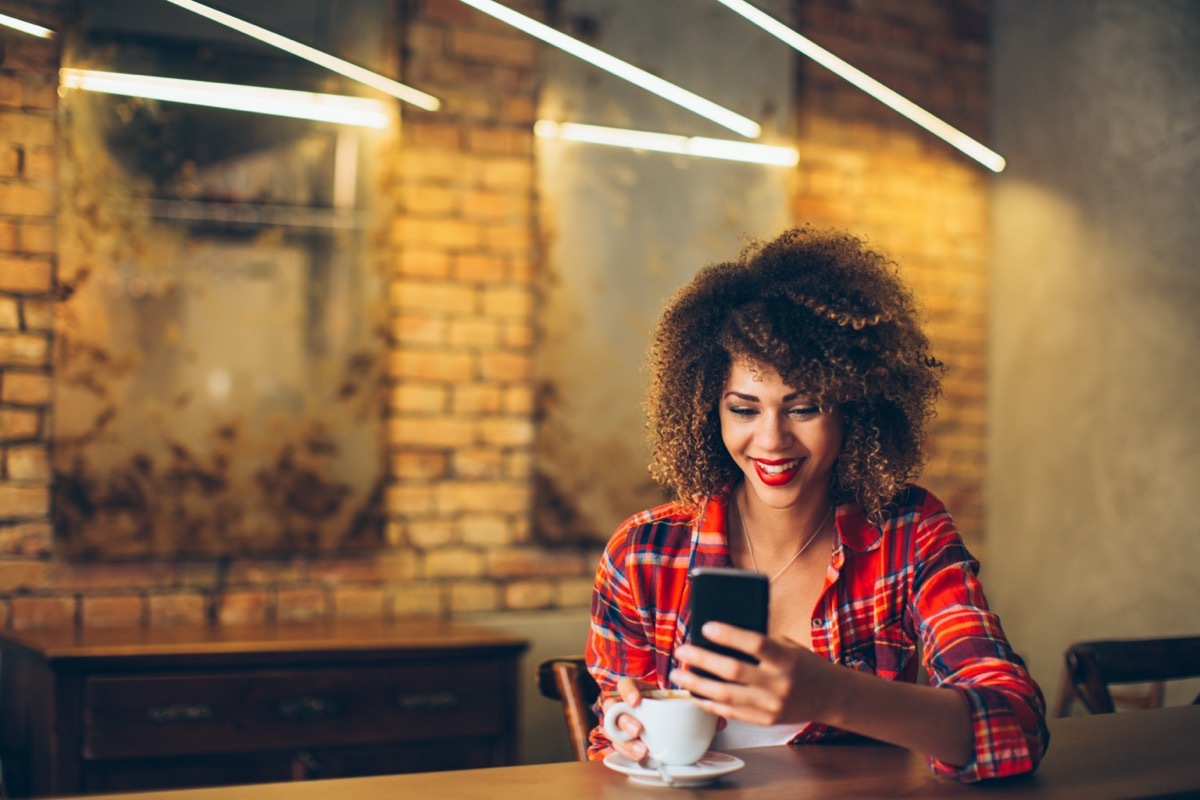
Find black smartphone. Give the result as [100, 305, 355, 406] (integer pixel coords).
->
[688, 567, 769, 678]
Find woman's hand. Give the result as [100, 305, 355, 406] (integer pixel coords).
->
[669, 621, 838, 725]
[601, 676, 657, 761]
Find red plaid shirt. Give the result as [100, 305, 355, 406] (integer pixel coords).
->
[586, 485, 1048, 782]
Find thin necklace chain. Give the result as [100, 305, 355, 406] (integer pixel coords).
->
[736, 490, 833, 583]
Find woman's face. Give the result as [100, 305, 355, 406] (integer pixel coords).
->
[719, 359, 842, 511]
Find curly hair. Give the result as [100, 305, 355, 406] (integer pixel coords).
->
[645, 226, 943, 523]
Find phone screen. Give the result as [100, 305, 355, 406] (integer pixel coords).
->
[688, 567, 769, 677]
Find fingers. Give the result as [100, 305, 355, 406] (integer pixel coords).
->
[699, 621, 769, 660]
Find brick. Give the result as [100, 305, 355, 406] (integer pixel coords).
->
[23, 146, 54, 180]
[448, 317, 500, 347]
[149, 592, 209, 626]
[502, 385, 534, 415]
[405, 121, 462, 151]
[503, 579, 554, 610]
[452, 447, 504, 479]
[502, 320, 534, 349]
[0, 111, 54, 146]
[0, 407, 40, 439]
[217, 590, 269, 625]
[177, 561, 221, 587]
[478, 351, 532, 382]
[0, 332, 48, 366]
[376, 551, 419, 582]
[389, 349, 474, 382]
[468, 127, 533, 156]
[450, 28, 537, 67]
[389, 415, 475, 448]
[423, 546, 484, 578]
[0, 183, 54, 216]
[0, 370, 50, 404]
[225, 558, 305, 585]
[436, 481, 529, 514]
[487, 547, 587, 578]
[11, 596, 75, 630]
[390, 449, 450, 480]
[333, 586, 386, 619]
[457, 514, 514, 546]
[20, 298, 55, 333]
[392, 217, 483, 250]
[448, 580, 499, 613]
[394, 313, 447, 347]
[479, 158, 533, 191]
[451, 382, 502, 414]
[0, 145, 17, 177]
[394, 249, 452, 279]
[505, 449, 533, 480]
[391, 582, 444, 617]
[0, 481, 47, 517]
[0, 520, 51, 555]
[47, 561, 174, 592]
[389, 382, 448, 414]
[385, 484, 437, 516]
[402, 184, 460, 215]
[81, 594, 146, 628]
[391, 280, 477, 314]
[0, 219, 15, 250]
[0, 296, 18, 327]
[17, 219, 54, 253]
[275, 587, 328, 623]
[453, 252, 507, 282]
[6, 443, 49, 480]
[404, 517, 455, 548]
[481, 285, 533, 318]
[308, 558, 384, 584]
[0, 558, 46, 591]
[478, 417, 534, 447]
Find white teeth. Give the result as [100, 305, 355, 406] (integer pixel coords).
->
[758, 460, 799, 474]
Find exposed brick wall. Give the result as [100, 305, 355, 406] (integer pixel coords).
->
[789, 0, 991, 548]
[0, 0, 990, 631]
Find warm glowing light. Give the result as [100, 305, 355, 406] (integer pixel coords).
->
[60, 69, 391, 128]
[0, 12, 54, 38]
[712, 0, 1005, 172]
[535, 120, 798, 167]
[459, 0, 760, 139]
[162, 0, 440, 111]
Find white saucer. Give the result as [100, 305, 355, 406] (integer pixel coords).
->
[602, 751, 745, 788]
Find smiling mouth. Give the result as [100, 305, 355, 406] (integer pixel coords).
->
[755, 459, 799, 475]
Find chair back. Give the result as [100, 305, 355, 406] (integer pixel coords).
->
[535, 656, 601, 761]
[1060, 636, 1200, 714]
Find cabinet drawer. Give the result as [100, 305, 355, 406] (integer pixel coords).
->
[84, 660, 510, 759]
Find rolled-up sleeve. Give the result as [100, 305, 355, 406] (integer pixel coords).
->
[914, 511, 1049, 781]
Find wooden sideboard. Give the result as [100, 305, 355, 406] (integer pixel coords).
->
[0, 618, 529, 798]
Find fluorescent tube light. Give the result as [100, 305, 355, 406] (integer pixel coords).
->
[713, 0, 1005, 172]
[459, 0, 761, 139]
[60, 69, 391, 128]
[535, 120, 798, 167]
[162, 0, 440, 111]
[0, 12, 55, 38]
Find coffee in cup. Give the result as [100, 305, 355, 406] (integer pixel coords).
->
[603, 689, 717, 765]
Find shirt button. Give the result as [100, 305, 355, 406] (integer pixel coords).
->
[811, 618, 823, 627]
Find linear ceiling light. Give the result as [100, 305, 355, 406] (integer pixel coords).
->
[459, 0, 760, 139]
[60, 69, 391, 128]
[0, 12, 55, 38]
[535, 121, 798, 167]
[161, 0, 439, 111]
[713, 0, 1005, 172]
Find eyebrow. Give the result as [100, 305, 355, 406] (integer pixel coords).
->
[723, 390, 805, 403]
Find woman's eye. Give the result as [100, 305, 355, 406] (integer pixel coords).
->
[728, 406, 757, 417]
[790, 406, 820, 417]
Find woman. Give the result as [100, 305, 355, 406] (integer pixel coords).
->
[586, 227, 1048, 782]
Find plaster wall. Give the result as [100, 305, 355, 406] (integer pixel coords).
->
[989, 0, 1200, 706]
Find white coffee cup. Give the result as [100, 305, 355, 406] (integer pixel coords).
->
[603, 689, 717, 766]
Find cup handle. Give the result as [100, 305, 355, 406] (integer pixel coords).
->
[603, 701, 636, 743]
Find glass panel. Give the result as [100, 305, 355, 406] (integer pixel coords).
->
[53, 23, 389, 558]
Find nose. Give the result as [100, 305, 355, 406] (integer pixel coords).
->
[756, 410, 793, 451]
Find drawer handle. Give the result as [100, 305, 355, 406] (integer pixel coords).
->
[397, 690, 460, 710]
[146, 703, 215, 723]
[277, 696, 344, 721]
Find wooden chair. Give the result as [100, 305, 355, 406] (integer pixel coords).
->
[535, 656, 601, 761]
[1056, 635, 1200, 715]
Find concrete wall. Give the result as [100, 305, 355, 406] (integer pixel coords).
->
[989, 0, 1200, 707]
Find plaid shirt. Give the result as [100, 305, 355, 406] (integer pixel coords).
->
[586, 485, 1049, 782]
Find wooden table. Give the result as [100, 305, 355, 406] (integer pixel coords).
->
[42, 704, 1200, 799]
[0, 619, 528, 798]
